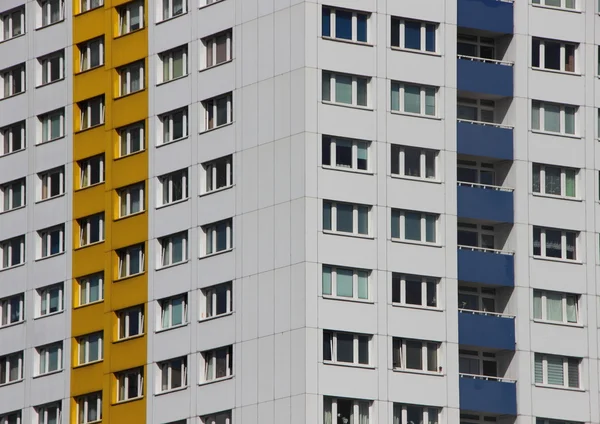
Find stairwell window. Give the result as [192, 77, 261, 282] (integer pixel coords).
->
[391, 145, 437, 180]
[532, 38, 577, 73]
[159, 232, 188, 267]
[322, 136, 369, 171]
[78, 37, 104, 72]
[322, 71, 370, 108]
[533, 226, 578, 261]
[391, 81, 436, 117]
[158, 169, 188, 206]
[76, 392, 102, 424]
[78, 213, 104, 247]
[534, 353, 580, 389]
[38, 50, 64, 86]
[118, 122, 144, 157]
[159, 108, 187, 144]
[323, 330, 371, 366]
[78, 155, 105, 188]
[1, 178, 25, 212]
[118, 183, 145, 217]
[322, 265, 370, 300]
[79, 96, 105, 130]
[0, 121, 25, 156]
[391, 209, 438, 244]
[533, 290, 579, 324]
[200, 346, 233, 383]
[80, 0, 103, 13]
[393, 338, 440, 373]
[532, 0, 576, 9]
[1, 64, 25, 98]
[321, 7, 369, 43]
[159, 46, 187, 83]
[324, 397, 371, 424]
[200, 282, 232, 320]
[159, 294, 187, 329]
[391, 17, 437, 53]
[392, 273, 438, 308]
[394, 404, 440, 424]
[36, 342, 62, 375]
[38, 0, 64, 27]
[202, 30, 232, 69]
[532, 100, 577, 135]
[202, 93, 233, 131]
[39, 108, 65, 143]
[118, 61, 144, 96]
[77, 333, 103, 365]
[1, 7, 25, 42]
[0, 294, 24, 326]
[38, 283, 63, 316]
[117, 306, 144, 339]
[118, 0, 143, 35]
[116, 367, 144, 402]
[0, 236, 25, 269]
[532, 163, 577, 198]
[161, 0, 186, 21]
[0, 351, 23, 385]
[159, 357, 187, 392]
[202, 155, 233, 194]
[201, 219, 233, 256]
[117, 244, 144, 278]
[37, 225, 64, 258]
[78, 273, 104, 306]
[323, 200, 370, 236]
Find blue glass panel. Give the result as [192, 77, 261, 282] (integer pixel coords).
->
[404, 21, 421, 50]
[322, 7, 331, 37]
[357, 13, 367, 42]
[335, 10, 352, 40]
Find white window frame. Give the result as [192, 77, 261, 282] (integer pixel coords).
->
[36, 402, 61, 424]
[76, 392, 102, 424]
[79, 38, 104, 72]
[322, 265, 370, 301]
[533, 226, 578, 261]
[201, 219, 233, 256]
[158, 232, 188, 268]
[391, 17, 437, 52]
[201, 155, 233, 194]
[533, 37, 577, 73]
[323, 200, 371, 236]
[118, 122, 144, 157]
[202, 30, 232, 69]
[38, 225, 64, 258]
[0, 121, 25, 156]
[159, 108, 188, 144]
[0, 178, 26, 212]
[77, 333, 103, 365]
[158, 169, 188, 206]
[200, 346, 233, 383]
[161, 0, 187, 21]
[118, 183, 145, 217]
[159, 294, 188, 330]
[78, 213, 105, 247]
[393, 404, 441, 424]
[0, 351, 23, 385]
[116, 368, 143, 402]
[0, 294, 24, 326]
[117, 244, 145, 278]
[391, 81, 437, 117]
[392, 338, 441, 373]
[532, 163, 578, 198]
[201, 411, 232, 424]
[0, 411, 21, 424]
[323, 397, 371, 424]
[534, 353, 581, 388]
[36, 342, 62, 375]
[391, 273, 439, 309]
[79, 155, 105, 188]
[158, 357, 187, 392]
[391, 209, 438, 244]
[38, 283, 64, 316]
[532, 100, 577, 136]
[199, 282, 233, 320]
[1, 63, 25, 98]
[533, 289, 579, 324]
[79, 273, 104, 306]
[322, 71, 371, 108]
[79, 0, 104, 13]
[0, 236, 25, 269]
[322, 7, 370, 43]
[159, 46, 188, 82]
[391, 144, 438, 180]
[79, 96, 105, 130]
[117, 306, 144, 340]
[0, 7, 25, 42]
[39, 108, 65, 143]
[119, 61, 144, 96]
[39, 0, 65, 28]
[202, 93, 233, 131]
[322, 136, 370, 172]
[323, 330, 371, 366]
[38, 51, 64, 86]
[118, 0, 143, 35]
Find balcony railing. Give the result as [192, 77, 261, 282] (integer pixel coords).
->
[457, 54, 514, 67]
[457, 181, 514, 193]
[459, 308, 515, 320]
[459, 373, 516, 384]
[457, 118, 513, 130]
[457, 244, 514, 256]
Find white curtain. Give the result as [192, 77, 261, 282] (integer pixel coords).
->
[323, 398, 332, 424]
[546, 292, 563, 321]
[358, 402, 369, 424]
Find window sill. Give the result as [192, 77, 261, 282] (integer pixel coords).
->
[76, 182, 105, 193]
[0, 33, 26, 45]
[323, 361, 375, 370]
[199, 121, 234, 135]
[0, 147, 26, 159]
[114, 27, 145, 40]
[115, 148, 145, 161]
[321, 165, 373, 176]
[36, 77, 66, 89]
[321, 36, 373, 48]
[33, 369, 63, 379]
[391, 303, 443, 312]
[155, 386, 188, 396]
[390, 110, 440, 121]
[0, 262, 26, 273]
[321, 100, 373, 112]
[156, 135, 189, 148]
[113, 333, 145, 344]
[534, 383, 584, 392]
[35, 251, 66, 262]
[531, 66, 581, 77]
[35, 18, 66, 31]
[114, 87, 146, 101]
[113, 396, 144, 406]
[322, 295, 373, 305]
[0, 320, 25, 330]
[156, 197, 190, 210]
[74, 299, 104, 310]
[531, 3, 581, 13]
[199, 311, 234, 323]
[156, 259, 190, 271]
[531, 192, 581, 202]
[76, 123, 105, 134]
[75, 64, 105, 76]
[0, 91, 25, 102]
[114, 271, 146, 283]
[0, 205, 26, 216]
[199, 248, 234, 260]
[35, 192, 66, 204]
[33, 309, 64, 320]
[157, 73, 189, 87]
[155, 322, 189, 333]
[392, 368, 444, 377]
[198, 375, 234, 386]
[390, 46, 440, 57]
[532, 318, 583, 328]
[391, 238, 442, 248]
[0, 378, 24, 388]
[73, 359, 104, 369]
[390, 174, 441, 184]
[532, 255, 582, 265]
[37, 135, 66, 145]
[199, 59, 233, 73]
[199, 184, 234, 198]
[530, 129, 581, 140]
[322, 230, 374, 240]
[156, 11, 189, 25]
[114, 210, 146, 222]
[199, 0, 225, 10]
[75, 240, 106, 251]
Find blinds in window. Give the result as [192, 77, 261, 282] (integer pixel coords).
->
[546, 355, 564, 386]
[534, 353, 543, 383]
[567, 358, 579, 388]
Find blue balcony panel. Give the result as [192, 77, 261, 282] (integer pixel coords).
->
[458, 311, 515, 350]
[457, 58, 513, 98]
[457, 0, 514, 34]
[457, 121, 513, 161]
[457, 184, 513, 223]
[459, 375, 517, 415]
[457, 248, 514, 287]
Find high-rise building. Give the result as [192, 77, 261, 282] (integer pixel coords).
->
[0, 0, 598, 423]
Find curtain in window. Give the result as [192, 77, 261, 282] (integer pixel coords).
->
[566, 295, 577, 323]
[567, 358, 579, 388]
[544, 167, 561, 195]
[546, 291, 563, 321]
[323, 398, 332, 424]
[335, 75, 352, 104]
[425, 152, 435, 179]
[357, 271, 368, 299]
[533, 291, 542, 319]
[544, 104, 560, 132]
[427, 343, 438, 372]
[40, 350, 46, 374]
[336, 268, 353, 297]
[424, 88, 435, 116]
[564, 107, 575, 134]
[565, 169, 576, 197]
[173, 51, 184, 78]
[534, 354, 543, 383]
[172, 297, 183, 326]
[532, 164, 540, 192]
[161, 304, 170, 328]
[547, 355, 564, 385]
[216, 35, 228, 64]
[205, 355, 214, 380]
[404, 85, 421, 114]
[358, 402, 369, 424]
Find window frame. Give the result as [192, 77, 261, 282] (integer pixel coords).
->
[117, 244, 145, 278]
[79, 95, 105, 130]
[390, 16, 437, 53]
[533, 289, 579, 325]
[391, 81, 437, 117]
[459, 349, 497, 377]
[36, 342, 63, 375]
[118, 122, 144, 157]
[117, 306, 144, 340]
[39, 108, 65, 143]
[322, 330, 371, 366]
[118, 61, 144, 97]
[37, 283, 64, 316]
[457, 222, 495, 249]
[390, 144, 438, 180]
[0, 293, 24, 327]
[78, 37, 104, 72]
[391, 273, 439, 309]
[0, 121, 25, 156]
[533, 226, 578, 261]
[78, 273, 104, 306]
[35, 402, 61, 424]
[79, 0, 104, 14]
[202, 30, 232, 69]
[323, 200, 371, 236]
[201, 411, 232, 424]
[322, 70, 371, 108]
[159, 294, 188, 330]
[1, 63, 26, 98]
[116, 367, 144, 402]
[202, 92, 233, 131]
[532, 163, 578, 199]
[39, 0, 65, 28]
[158, 357, 187, 393]
[160, 0, 187, 21]
[201, 155, 233, 194]
[77, 332, 103, 365]
[158, 169, 188, 206]
[0, 351, 24, 385]
[78, 213, 105, 247]
[159, 108, 188, 144]
[158, 232, 188, 268]
[201, 219, 233, 256]
[322, 6, 370, 44]
[322, 265, 371, 301]
[323, 396, 371, 424]
[117, 0, 143, 36]
[200, 345, 233, 383]
[322, 135, 370, 172]
[76, 392, 102, 424]
[458, 284, 497, 313]
[159, 45, 188, 83]
[392, 338, 441, 373]
[457, 97, 495, 123]
[531, 99, 577, 136]
[393, 403, 441, 424]
[532, 37, 577, 73]
[0, 178, 26, 212]
[534, 353, 581, 389]
[199, 282, 233, 320]
[0, 236, 25, 269]
[78, 155, 105, 188]
[391, 209, 438, 244]
[0, 7, 25, 42]
[38, 50, 65, 86]
[118, 183, 145, 217]
[37, 225, 64, 258]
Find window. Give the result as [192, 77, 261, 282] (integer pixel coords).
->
[323, 200, 370, 236]
[80, 0, 103, 13]
[1, 64, 25, 98]
[203, 30, 232, 68]
[391, 209, 438, 244]
[391, 145, 437, 180]
[117, 306, 144, 339]
[38, 283, 63, 316]
[118, 183, 145, 217]
[118, 61, 144, 96]
[38, 50, 64, 86]
[160, 46, 187, 82]
[202, 219, 233, 256]
[118, 0, 143, 35]
[324, 397, 370, 424]
[0, 236, 25, 269]
[392, 338, 440, 373]
[322, 6, 368, 43]
[322, 136, 369, 171]
[1, 178, 25, 212]
[118, 122, 144, 156]
[159, 108, 188, 144]
[78, 155, 105, 188]
[322, 265, 370, 300]
[457, 98, 495, 123]
[158, 169, 188, 206]
[534, 353, 580, 388]
[1, 7, 25, 41]
[322, 71, 370, 107]
[39, 108, 65, 143]
[36, 342, 62, 375]
[201, 411, 231, 424]
[39, 0, 64, 27]
[532, 38, 577, 73]
[532, 0, 576, 8]
[200, 282, 232, 320]
[0, 293, 24, 326]
[117, 244, 145, 278]
[201, 346, 233, 382]
[161, 0, 186, 21]
[391, 17, 436, 52]
[457, 159, 495, 185]
[202, 93, 233, 131]
[533, 290, 578, 324]
[79, 96, 105, 130]
[38, 225, 64, 258]
[391, 81, 436, 116]
[0, 121, 25, 156]
[393, 404, 440, 424]
[35, 402, 61, 424]
[78, 213, 105, 247]
[458, 285, 496, 312]
[78, 273, 104, 306]
[459, 349, 497, 376]
[0, 411, 21, 424]
[533, 226, 577, 261]
[159, 232, 188, 267]
[323, 331, 370, 366]
[392, 274, 438, 308]
[78, 37, 104, 72]
[457, 222, 495, 249]
[457, 33, 495, 59]
[158, 357, 187, 392]
[0, 351, 23, 384]
[159, 294, 187, 329]
[116, 367, 143, 402]
[202, 156, 233, 194]
[532, 163, 577, 198]
[76, 392, 102, 424]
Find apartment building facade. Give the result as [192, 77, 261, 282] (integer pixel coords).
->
[0, 0, 599, 423]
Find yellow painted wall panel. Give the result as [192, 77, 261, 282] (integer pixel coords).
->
[110, 91, 149, 129]
[112, 152, 148, 188]
[72, 127, 106, 160]
[73, 69, 108, 104]
[109, 394, 146, 424]
[72, 302, 105, 336]
[71, 362, 104, 396]
[110, 30, 148, 69]
[72, 243, 107, 278]
[73, 185, 106, 217]
[73, 8, 106, 44]
[111, 214, 148, 248]
[111, 277, 148, 311]
[110, 337, 147, 371]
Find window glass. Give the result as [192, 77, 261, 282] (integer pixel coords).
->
[337, 268, 353, 297]
[335, 10, 352, 40]
[404, 21, 421, 50]
[404, 212, 421, 241]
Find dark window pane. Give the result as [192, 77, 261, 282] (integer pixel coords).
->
[336, 333, 354, 363]
[425, 24, 436, 52]
[392, 275, 401, 303]
[335, 10, 352, 40]
[391, 17, 400, 47]
[357, 13, 367, 42]
[404, 21, 421, 49]
[406, 341, 422, 369]
[404, 147, 421, 177]
[358, 336, 369, 364]
[545, 229, 562, 258]
[532, 39, 540, 67]
[336, 203, 353, 233]
[544, 40, 561, 70]
[216, 284, 228, 315]
[322, 137, 331, 165]
[405, 279, 422, 305]
[322, 7, 331, 37]
[323, 331, 332, 361]
[336, 139, 352, 168]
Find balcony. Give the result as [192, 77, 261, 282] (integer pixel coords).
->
[457, 246, 514, 287]
[457, 0, 514, 35]
[459, 374, 517, 415]
[457, 182, 513, 223]
[457, 56, 513, 98]
[459, 310, 515, 350]
[457, 120, 513, 161]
